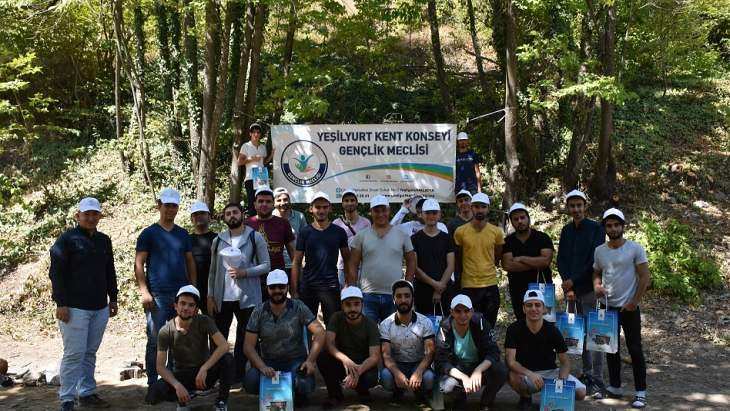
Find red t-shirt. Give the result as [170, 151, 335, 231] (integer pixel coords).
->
[245, 215, 294, 270]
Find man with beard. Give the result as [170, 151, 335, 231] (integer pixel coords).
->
[272, 187, 307, 277]
[291, 192, 350, 324]
[390, 197, 449, 236]
[318, 287, 381, 408]
[505, 290, 586, 410]
[455, 132, 482, 194]
[332, 189, 371, 287]
[147, 285, 234, 411]
[243, 270, 325, 407]
[411, 199, 455, 315]
[136, 188, 197, 392]
[556, 189, 606, 395]
[379, 280, 436, 401]
[435, 294, 507, 410]
[190, 201, 217, 314]
[501, 203, 554, 320]
[593, 208, 650, 409]
[453, 193, 504, 328]
[349, 195, 416, 323]
[245, 187, 295, 298]
[207, 202, 270, 380]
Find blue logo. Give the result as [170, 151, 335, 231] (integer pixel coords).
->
[281, 140, 328, 187]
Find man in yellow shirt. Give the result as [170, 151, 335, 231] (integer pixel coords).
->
[453, 193, 504, 328]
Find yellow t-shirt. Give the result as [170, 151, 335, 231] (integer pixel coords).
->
[454, 222, 505, 288]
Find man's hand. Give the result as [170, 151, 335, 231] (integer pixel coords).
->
[173, 382, 191, 404]
[341, 357, 358, 377]
[343, 372, 360, 389]
[300, 360, 316, 376]
[227, 267, 246, 279]
[109, 302, 118, 317]
[467, 371, 482, 393]
[408, 370, 423, 390]
[594, 284, 607, 298]
[394, 371, 409, 389]
[432, 290, 442, 303]
[207, 297, 217, 315]
[622, 301, 638, 312]
[561, 279, 573, 292]
[433, 281, 447, 294]
[527, 371, 544, 391]
[141, 290, 154, 310]
[56, 306, 70, 323]
[195, 368, 208, 390]
[260, 366, 276, 379]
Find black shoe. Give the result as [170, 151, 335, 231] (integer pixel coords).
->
[450, 397, 467, 410]
[391, 390, 404, 402]
[78, 394, 110, 408]
[60, 401, 74, 411]
[356, 388, 372, 404]
[517, 396, 532, 410]
[321, 394, 344, 409]
[294, 394, 310, 408]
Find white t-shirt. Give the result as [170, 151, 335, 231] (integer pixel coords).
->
[593, 240, 648, 307]
[223, 234, 245, 301]
[240, 141, 267, 181]
[350, 226, 414, 294]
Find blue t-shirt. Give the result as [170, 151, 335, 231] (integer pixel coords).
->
[455, 149, 481, 192]
[136, 223, 192, 294]
[296, 223, 348, 290]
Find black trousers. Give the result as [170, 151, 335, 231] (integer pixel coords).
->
[299, 286, 341, 325]
[214, 302, 254, 379]
[440, 361, 508, 406]
[244, 179, 255, 216]
[461, 285, 500, 328]
[414, 280, 455, 316]
[607, 306, 647, 391]
[317, 351, 379, 398]
[147, 352, 234, 405]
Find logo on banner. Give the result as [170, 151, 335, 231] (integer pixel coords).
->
[281, 140, 328, 187]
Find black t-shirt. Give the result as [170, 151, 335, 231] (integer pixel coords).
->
[191, 231, 217, 301]
[503, 229, 554, 288]
[504, 319, 567, 371]
[296, 223, 349, 290]
[411, 230, 455, 282]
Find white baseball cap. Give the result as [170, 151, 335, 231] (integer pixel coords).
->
[78, 197, 101, 213]
[273, 187, 290, 199]
[456, 189, 472, 199]
[311, 191, 331, 204]
[421, 199, 440, 212]
[370, 194, 389, 209]
[565, 189, 587, 202]
[508, 202, 528, 216]
[471, 192, 490, 205]
[602, 208, 625, 223]
[255, 186, 274, 197]
[190, 200, 210, 214]
[266, 269, 289, 286]
[341, 286, 364, 301]
[457, 132, 469, 141]
[523, 289, 545, 305]
[176, 285, 200, 300]
[158, 188, 181, 205]
[450, 294, 473, 310]
[341, 188, 357, 198]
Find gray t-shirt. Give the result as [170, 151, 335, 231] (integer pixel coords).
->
[593, 240, 648, 307]
[246, 298, 315, 362]
[379, 312, 435, 363]
[350, 226, 414, 294]
[157, 315, 219, 371]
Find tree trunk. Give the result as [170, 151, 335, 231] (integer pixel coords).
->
[272, 0, 298, 124]
[503, 0, 520, 207]
[426, 0, 452, 115]
[489, 0, 506, 75]
[132, 3, 146, 128]
[183, 0, 201, 177]
[223, 1, 245, 129]
[154, 1, 185, 152]
[466, 0, 493, 104]
[114, 50, 122, 141]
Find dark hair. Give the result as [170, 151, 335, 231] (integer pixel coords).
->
[223, 202, 243, 213]
[175, 292, 200, 305]
[509, 208, 530, 221]
[415, 198, 427, 210]
[255, 191, 274, 200]
[602, 216, 625, 226]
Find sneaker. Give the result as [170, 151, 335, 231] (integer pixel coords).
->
[78, 394, 111, 408]
[391, 390, 404, 402]
[60, 401, 75, 411]
[517, 396, 532, 410]
[214, 400, 228, 411]
[175, 405, 191, 411]
[605, 386, 623, 399]
[631, 395, 647, 409]
[321, 394, 344, 409]
[356, 389, 372, 404]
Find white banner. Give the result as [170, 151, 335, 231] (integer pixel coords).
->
[271, 124, 456, 203]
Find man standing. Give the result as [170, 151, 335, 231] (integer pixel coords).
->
[501, 203, 554, 320]
[147, 286, 233, 411]
[505, 289, 586, 410]
[390, 197, 449, 236]
[332, 188, 371, 287]
[238, 123, 273, 215]
[243, 270, 325, 407]
[593, 208, 650, 409]
[318, 287, 381, 407]
[435, 294, 507, 410]
[190, 201, 216, 314]
[207, 202, 270, 380]
[349, 195, 416, 323]
[453, 193, 504, 328]
[50, 197, 118, 410]
[379, 281, 436, 401]
[557, 189, 606, 394]
[411, 199, 455, 315]
[447, 189, 473, 235]
[135, 188, 197, 390]
[455, 132, 482, 194]
[291, 192, 350, 324]
[272, 187, 307, 277]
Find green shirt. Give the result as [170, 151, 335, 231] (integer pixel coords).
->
[453, 327, 478, 365]
[157, 315, 219, 371]
[327, 311, 380, 364]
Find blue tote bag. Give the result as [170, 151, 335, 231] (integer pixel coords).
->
[586, 295, 618, 354]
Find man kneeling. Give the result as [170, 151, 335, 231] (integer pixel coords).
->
[147, 285, 233, 411]
[505, 289, 586, 410]
[435, 294, 507, 411]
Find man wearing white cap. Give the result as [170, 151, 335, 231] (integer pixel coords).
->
[136, 188, 197, 390]
[453, 192, 504, 328]
[272, 187, 307, 276]
[245, 187, 295, 277]
[189, 201, 217, 314]
[556, 189, 606, 394]
[349, 195, 416, 323]
[435, 294, 507, 410]
[332, 188, 371, 287]
[447, 189, 473, 235]
[501, 203, 554, 320]
[505, 289, 586, 410]
[50, 197, 118, 410]
[243, 270, 325, 407]
[147, 285, 233, 411]
[455, 132, 482, 194]
[390, 197, 449, 236]
[593, 208, 650, 408]
[291, 192, 350, 324]
[238, 123, 271, 215]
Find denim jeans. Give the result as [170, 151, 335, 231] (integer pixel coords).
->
[578, 291, 605, 386]
[244, 357, 315, 397]
[362, 293, 395, 324]
[145, 293, 177, 385]
[58, 307, 109, 402]
[380, 362, 435, 393]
